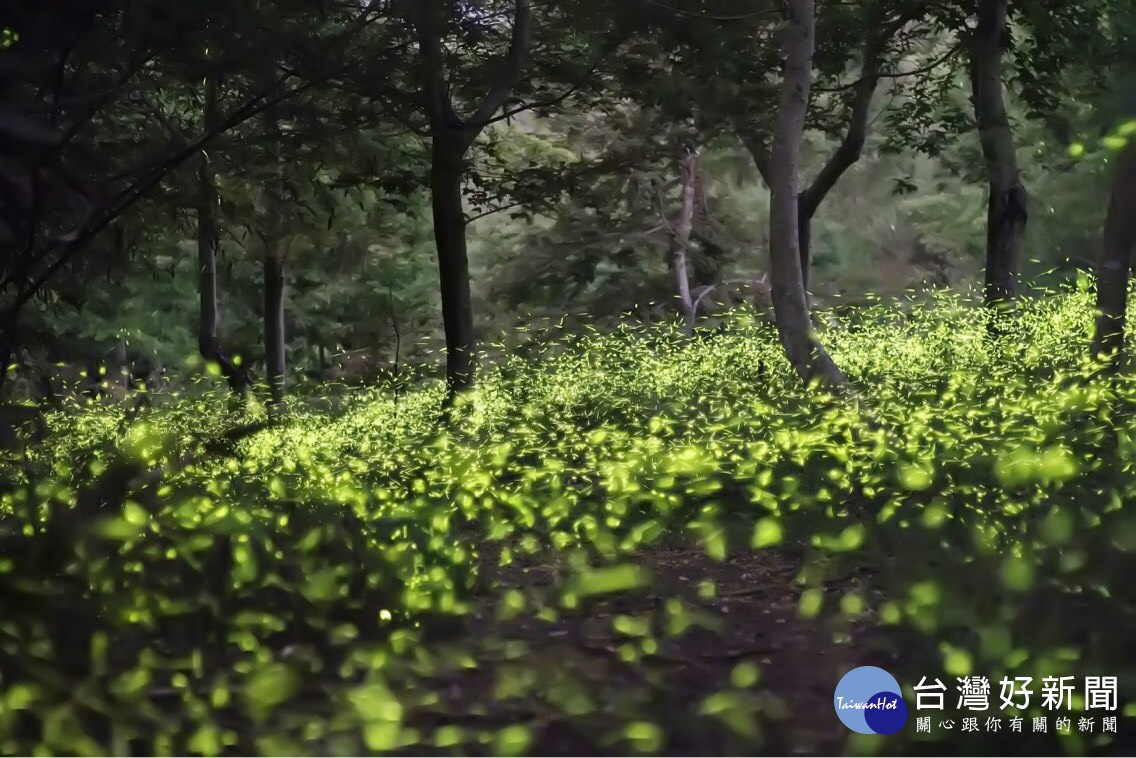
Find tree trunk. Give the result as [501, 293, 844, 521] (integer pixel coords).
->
[0, 325, 14, 400]
[196, 76, 250, 396]
[1092, 140, 1136, 368]
[263, 243, 287, 415]
[415, 0, 532, 405]
[670, 146, 699, 335]
[261, 89, 288, 418]
[740, 10, 887, 302]
[767, 0, 847, 388]
[968, 0, 1028, 317]
[797, 192, 812, 296]
[429, 140, 476, 396]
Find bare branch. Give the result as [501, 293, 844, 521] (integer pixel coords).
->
[802, 12, 903, 214]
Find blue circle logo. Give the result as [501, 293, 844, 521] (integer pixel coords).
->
[833, 666, 908, 735]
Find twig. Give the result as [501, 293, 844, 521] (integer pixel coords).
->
[813, 40, 965, 93]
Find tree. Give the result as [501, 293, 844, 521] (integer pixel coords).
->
[666, 144, 700, 335]
[197, 74, 252, 396]
[766, 0, 846, 387]
[259, 101, 288, 416]
[738, 0, 915, 297]
[412, 0, 533, 400]
[0, 0, 399, 398]
[968, 0, 1027, 317]
[1092, 139, 1136, 368]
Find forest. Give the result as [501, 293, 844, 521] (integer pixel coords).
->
[1, 0, 1135, 754]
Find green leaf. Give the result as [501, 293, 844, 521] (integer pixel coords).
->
[751, 518, 783, 548]
[349, 683, 403, 723]
[187, 726, 222, 757]
[303, 567, 341, 602]
[1037, 445, 1078, 483]
[1039, 507, 1074, 545]
[840, 592, 865, 616]
[699, 691, 760, 739]
[363, 722, 400, 751]
[244, 663, 300, 720]
[834, 523, 865, 551]
[123, 500, 149, 526]
[613, 614, 651, 637]
[729, 661, 761, 688]
[623, 722, 663, 753]
[498, 589, 526, 621]
[1000, 556, 1034, 591]
[433, 726, 465, 748]
[493, 725, 532, 756]
[703, 527, 727, 561]
[566, 564, 649, 598]
[941, 645, 972, 677]
[798, 588, 824, 619]
[898, 463, 933, 491]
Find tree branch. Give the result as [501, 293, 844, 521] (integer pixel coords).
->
[415, 0, 459, 129]
[463, 35, 625, 131]
[692, 276, 769, 312]
[802, 13, 902, 214]
[737, 130, 772, 185]
[464, 0, 533, 128]
[1, 35, 411, 320]
[463, 198, 528, 225]
[812, 38, 964, 94]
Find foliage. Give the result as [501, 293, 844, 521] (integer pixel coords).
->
[5, 1, 1136, 751]
[3, 289, 1136, 754]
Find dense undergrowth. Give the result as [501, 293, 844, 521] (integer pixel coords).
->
[3, 285, 1136, 756]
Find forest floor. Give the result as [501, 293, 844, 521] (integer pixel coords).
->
[433, 545, 879, 756]
[9, 292, 1136, 756]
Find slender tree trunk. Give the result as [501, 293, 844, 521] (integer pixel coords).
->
[263, 243, 287, 415]
[196, 75, 250, 396]
[429, 140, 476, 395]
[795, 17, 885, 295]
[738, 7, 889, 303]
[669, 146, 699, 335]
[968, 0, 1028, 318]
[1092, 140, 1136, 368]
[261, 95, 288, 418]
[0, 320, 15, 400]
[767, 0, 847, 388]
[415, 0, 532, 405]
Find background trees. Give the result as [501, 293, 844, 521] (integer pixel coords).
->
[1, 0, 1133, 403]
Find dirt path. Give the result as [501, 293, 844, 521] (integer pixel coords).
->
[415, 546, 878, 755]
